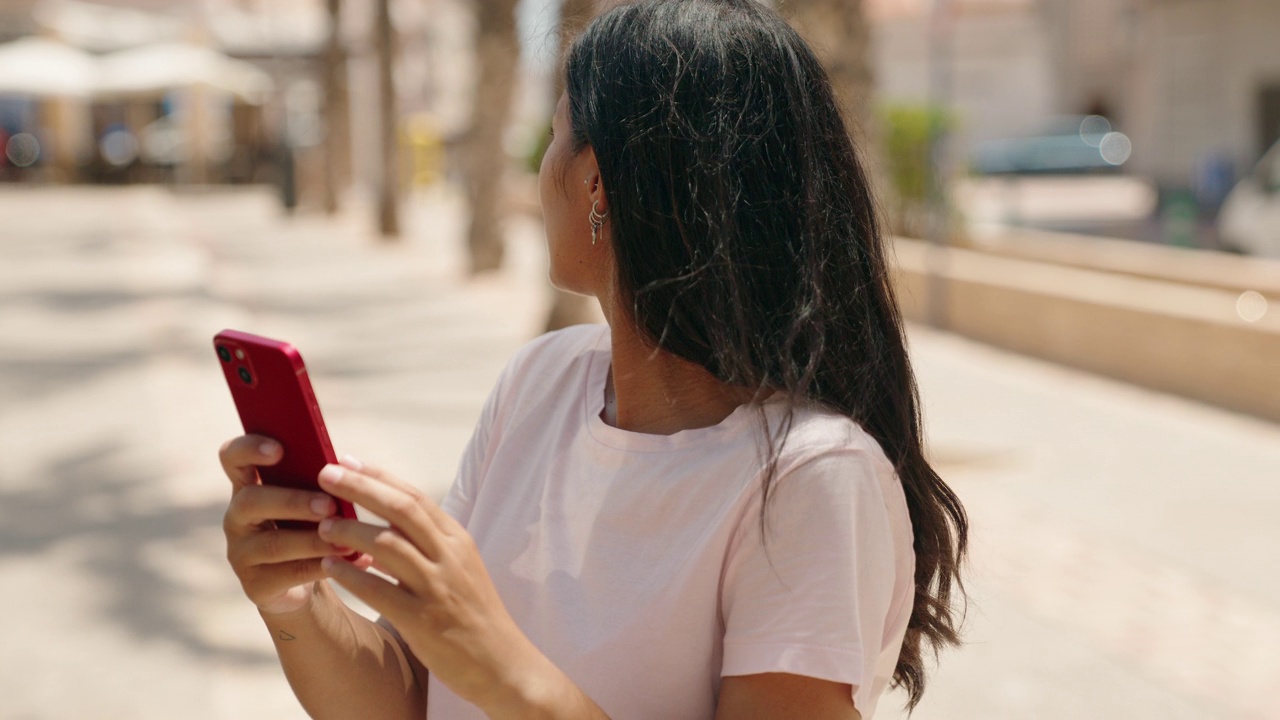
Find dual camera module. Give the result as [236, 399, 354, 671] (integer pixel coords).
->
[217, 345, 253, 384]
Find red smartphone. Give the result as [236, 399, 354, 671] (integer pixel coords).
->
[214, 329, 358, 530]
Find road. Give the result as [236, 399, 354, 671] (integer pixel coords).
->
[0, 186, 1275, 719]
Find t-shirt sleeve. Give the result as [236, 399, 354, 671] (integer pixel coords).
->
[720, 449, 902, 716]
[438, 357, 513, 527]
[439, 325, 608, 528]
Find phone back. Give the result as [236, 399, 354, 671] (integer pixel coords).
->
[214, 330, 357, 522]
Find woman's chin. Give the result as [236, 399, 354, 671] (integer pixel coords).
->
[548, 273, 593, 298]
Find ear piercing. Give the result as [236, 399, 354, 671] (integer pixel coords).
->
[585, 179, 607, 245]
[589, 201, 608, 245]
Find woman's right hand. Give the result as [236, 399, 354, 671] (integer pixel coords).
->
[219, 434, 371, 615]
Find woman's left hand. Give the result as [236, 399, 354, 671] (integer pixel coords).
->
[315, 456, 550, 716]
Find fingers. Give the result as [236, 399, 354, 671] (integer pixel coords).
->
[219, 435, 283, 490]
[317, 517, 433, 595]
[229, 526, 344, 567]
[321, 556, 413, 622]
[226, 484, 337, 531]
[244, 559, 328, 604]
[338, 455, 453, 531]
[318, 464, 446, 559]
[338, 454, 415, 494]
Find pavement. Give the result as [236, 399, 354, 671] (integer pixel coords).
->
[957, 175, 1225, 250]
[0, 185, 1276, 719]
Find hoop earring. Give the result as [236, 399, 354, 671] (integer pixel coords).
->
[589, 200, 608, 246]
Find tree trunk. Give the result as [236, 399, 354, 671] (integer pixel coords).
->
[322, 0, 350, 215]
[544, 0, 601, 332]
[376, 0, 400, 238]
[464, 0, 521, 273]
[777, 0, 886, 203]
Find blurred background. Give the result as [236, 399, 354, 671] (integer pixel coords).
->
[0, 0, 1277, 718]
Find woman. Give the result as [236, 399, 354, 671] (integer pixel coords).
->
[218, 1, 967, 717]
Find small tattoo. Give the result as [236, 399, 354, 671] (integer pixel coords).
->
[277, 630, 297, 642]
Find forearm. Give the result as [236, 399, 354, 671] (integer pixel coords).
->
[482, 651, 610, 720]
[263, 581, 425, 720]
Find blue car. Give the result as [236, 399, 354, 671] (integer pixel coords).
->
[973, 115, 1133, 175]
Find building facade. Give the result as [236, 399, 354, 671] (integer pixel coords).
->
[1123, 0, 1280, 186]
[872, 0, 1280, 189]
[872, 0, 1057, 156]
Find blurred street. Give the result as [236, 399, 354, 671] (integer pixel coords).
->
[1, 186, 1278, 719]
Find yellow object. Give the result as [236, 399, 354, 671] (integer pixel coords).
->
[403, 113, 443, 186]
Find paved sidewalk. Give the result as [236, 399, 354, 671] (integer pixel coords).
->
[0, 186, 1276, 719]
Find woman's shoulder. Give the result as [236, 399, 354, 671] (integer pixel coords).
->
[765, 404, 903, 507]
[510, 323, 609, 372]
[505, 323, 607, 381]
[779, 404, 893, 470]
[492, 323, 608, 407]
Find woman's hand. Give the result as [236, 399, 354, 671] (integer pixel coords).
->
[314, 456, 564, 717]
[219, 435, 372, 616]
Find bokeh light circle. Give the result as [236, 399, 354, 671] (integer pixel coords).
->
[100, 129, 139, 167]
[5, 133, 40, 167]
[1236, 291, 1268, 323]
[1100, 132, 1133, 165]
[1080, 115, 1112, 146]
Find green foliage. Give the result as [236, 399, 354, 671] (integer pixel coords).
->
[878, 104, 960, 237]
[526, 118, 553, 175]
[881, 104, 955, 206]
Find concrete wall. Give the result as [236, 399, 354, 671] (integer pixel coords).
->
[1126, 0, 1280, 184]
[892, 237, 1280, 423]
[873, 5, 1056, 155]
[1039, 0, 1136, 120]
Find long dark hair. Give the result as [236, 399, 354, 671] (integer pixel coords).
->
[563, 0, 967, 708]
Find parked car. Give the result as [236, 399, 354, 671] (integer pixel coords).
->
[1218, 139, 1280, 258]
[972, 115, 1133, 175]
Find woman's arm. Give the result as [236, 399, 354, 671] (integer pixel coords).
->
[261, 583, 426, 719]
[220, 436, 426, 719]
[314, 457, 611, 719]
[717, 674, 861, 720]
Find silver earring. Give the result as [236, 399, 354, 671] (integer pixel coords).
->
[589, 200, 608, 245]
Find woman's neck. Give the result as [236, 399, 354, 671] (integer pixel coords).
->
[603, 315, 754, 435]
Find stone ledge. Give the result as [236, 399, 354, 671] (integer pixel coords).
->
[961, 226, 1280, 299]
[892, 238, 1280, 423]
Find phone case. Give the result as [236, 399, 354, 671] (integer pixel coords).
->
[214, 329, 359, 528]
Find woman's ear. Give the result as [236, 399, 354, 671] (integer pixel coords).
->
[582, 149, 606, 212]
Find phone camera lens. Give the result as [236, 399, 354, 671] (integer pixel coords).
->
[216, 346, 232, 363]
[238, 367, 252, 384]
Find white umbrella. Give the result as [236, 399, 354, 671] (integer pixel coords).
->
[97, 42, 272, 103]
[33, 0, 185, 53]
[0, 37, 97, 97]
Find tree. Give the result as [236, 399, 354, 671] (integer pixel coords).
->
[322, 0, 351, 215]
[463, 0, 522, 273]
[543, 0, 601, 332]
[376, 0, 400, 237]
[777, 0, 883, 199]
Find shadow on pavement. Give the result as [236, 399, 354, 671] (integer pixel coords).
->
[0, 352, 151, 404]
[0, 438, 276, 667]
[0, 287, 210, 312]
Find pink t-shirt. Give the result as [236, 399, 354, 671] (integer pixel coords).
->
[430, 324, 915, 719]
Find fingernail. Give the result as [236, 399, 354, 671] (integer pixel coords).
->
[318, 517, 335, 535]
[321, 556, 335, 572]
[310, 496, 333, 516]
[339, 454, 363, 471]
[318, 465, 343, 485]
[259, 441, 280, 457]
